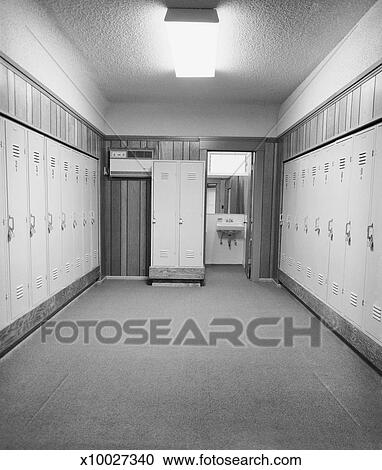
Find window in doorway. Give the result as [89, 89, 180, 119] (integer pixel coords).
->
[206, 185, 217, 214]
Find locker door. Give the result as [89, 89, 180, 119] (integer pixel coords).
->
[343, 128, 375, 326]
[363, 124, 382, 343]
[90, 158, 99, 269]
[285, 160, 298, 277]
[46, 139, 62, 295]
[295, 155, 310, 287]
[82, 156, 91, 274]
[72, 153, 83, 280]
[179, 161, 205, 267]
[5, 120, 30, 319]
[0, 118, 10, 328]
[313, 146, 333, 301]
[152, 161, 179, 267]
[28, 130, 48, 307]
[279, 162, 290, 273]
[61, 146, 74, 287]
[327, 137, 352, 313]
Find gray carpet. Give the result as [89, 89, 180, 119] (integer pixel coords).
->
[0, 266, 381, 449]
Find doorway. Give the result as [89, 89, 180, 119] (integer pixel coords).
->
[205, 151, 254, 278]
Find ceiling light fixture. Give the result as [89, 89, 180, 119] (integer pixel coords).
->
[165, 8, 219, 78]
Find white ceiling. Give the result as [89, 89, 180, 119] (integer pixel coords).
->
[39, 0, 377, 105]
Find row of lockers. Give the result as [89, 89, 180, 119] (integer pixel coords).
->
[0, 118, 99, 330]
[280, 124, 382, 344]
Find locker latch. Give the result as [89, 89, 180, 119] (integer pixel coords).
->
[152, 217, 156, 224]
[30, 214, 36, 238]
[345, 221, 351, 246]
[314, 217, 320, 235]
[279, 213, 283, 226]
[7, 215, 15, 242]
[367, 223, 374, 251]
[61, 212, 66, 231]
[48, 212, 53, 233]
[328, 219, 334, 241]
[304, 217, 309, 234]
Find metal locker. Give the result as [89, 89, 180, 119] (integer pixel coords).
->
[5, 119, 30, 319]
[343, 127, 375, 326]
[279, 162, 291, 274]
[179, 161, 205, 267]
[61, 145, 74, 287]
[82, 156, 91, 274]
[283, 159, 298, 278]
[89, 157, 99, 270]
[312, 146, 333, 301]
[326, 137, 352, 313]
[152, 161, 179, 267]
[72, 152, 83, 280]
[27, 130, 48, 307]
[0, 118, 10, 328]
[363, 124, 382, 343]
[46, 138, 63, 295]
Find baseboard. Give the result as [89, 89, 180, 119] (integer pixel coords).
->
[278, 270, 382, 373]
[149, 266, 205, 280]
[105, 276, 149, 280]
[0, 267, 100, 358]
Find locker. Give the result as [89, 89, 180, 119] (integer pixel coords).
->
[89, 157, 99, 269]
[279, 162, 290, 273]
[82, 156, 91, 274]
[0, 118, 10, 328]
[152, 161, 179, 267]
[61, 145, 74, 287]
[46, 138, 63, 294]
[5, 120, 30, 319]
[179, 162, 205, 267]
[283, 159, 298, 278]
[343, 128, 375, 326]
[72, 152, 83, 279]
[27, 130, 48, 306]
[363, 124, 382, 343]
[327, 137, 352, 313]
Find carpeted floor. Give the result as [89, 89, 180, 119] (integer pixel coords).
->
[0, 265, 381, 449]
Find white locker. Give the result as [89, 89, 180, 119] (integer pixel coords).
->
[82, 156, 92, 274]
[283, 159, 298, 277]
[343, 128, 375, 326]
[279, 163, 291, 273]
[327, 137, 352, 313]
[152, 161, 179, 267]
[363, 124, 382, 343]
[0, 118, 10, 328]
[5, 120, 30, 319]
[89, 157, 99, 270]
[27, 130, 48, 307]
[46, 139, 63, 295]
[179, 162, 205, 267]
[61, 145, 74, 287]
[72, 153, 83, 279]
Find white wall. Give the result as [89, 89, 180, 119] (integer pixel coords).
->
[277, 0, 382, 135]
[104, 102, 279, 137]
[0, 0, 108, 131]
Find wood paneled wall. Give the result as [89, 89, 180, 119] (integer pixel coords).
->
[0, 55, 102, 158]
[280, 62, 382, 162]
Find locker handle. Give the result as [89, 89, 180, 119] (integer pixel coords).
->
[83, 217, 87, 227]
[279, 213, 283, 226]
[314, 217, 320, 235]
[345, 221, 351, 246]
[179, 217, 184, 225]
[30, 214, 36, 237]
[61, 212, 66, 231]
[7, 215, 15, 242]
[328, 219, 334, 241]
[48, 213, 53, 233]
[367, 223, 374, 251]
[152, 217, 156, 224]
[304, 216, 309, 234]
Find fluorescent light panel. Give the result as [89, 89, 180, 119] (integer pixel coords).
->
[165, 8, 219, 78]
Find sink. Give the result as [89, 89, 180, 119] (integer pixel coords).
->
[216, 222, 245, 233]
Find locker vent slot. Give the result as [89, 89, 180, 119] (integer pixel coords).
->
[16, 285, 24, 300]
[185, 250, 195, 259]
[358, 152, 367, 166]
[324, 163, 330, 173]
[306, 267, 312, 279]
[187, 172, 197, 181]
[159, 250, 169, 258]
[50, 156, 56, 168]
[52, 268, 59, 280]
[33, 151, 40, 164]
[350, 292, 358, 307]
[285, 174, 289, 187]
[75, 165, 80, 175]
[85, 168, 89, 181]
[372, 305, 381, 322]
[161, 172, 169, 180]
[63, 161, 69, 172]
[318, 274, 324, 286]
[296, 262, 302, 272]
[288, 257, 293, 267]
[332, 282, 339, 296]
[36, 276, 43, 289]
[292, 172, 296, 184]
[65, 263, 70, 273]
[312, 166, 317, 177]
[92, 171, 96, 184]
[76, 258, 81, 268]
[12, 144, 20, 158]
[93, 250, 97, 260]
[339, 158, 346, 170]
[85, 254, 89, 263]
[301, 169, 306, 179]
[281, 253, 286, 263]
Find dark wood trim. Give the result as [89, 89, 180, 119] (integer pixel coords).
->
[0, 267, 100, 358]
[279, 270, 382, 373]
